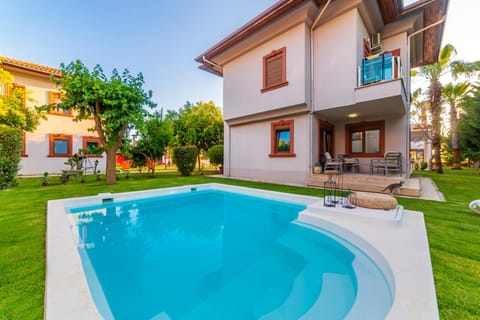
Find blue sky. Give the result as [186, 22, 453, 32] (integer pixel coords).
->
[1, 0, 476, 111]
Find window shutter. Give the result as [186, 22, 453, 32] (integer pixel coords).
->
[265, 53, 283, 88]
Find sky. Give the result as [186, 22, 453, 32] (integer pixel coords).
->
[0, 0, 477, 111]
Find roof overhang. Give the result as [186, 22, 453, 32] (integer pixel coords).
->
[0, 56, 61, 79]
[195, 0, 448, 75]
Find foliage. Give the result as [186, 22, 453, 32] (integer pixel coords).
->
[459, 85, 480, 161]
[0, 67, 41, 132]
[170, 101, 223, 172]
[172, 145, 197, 176]
[443, 82, 471, 169]
[0, 125, 22, 189]
[208, 145, 224, 167]
[0, 66, 41, 188]
[413, 44, 480, 173]
[131, 110, 173, 176]
[51, 60, 155, 184]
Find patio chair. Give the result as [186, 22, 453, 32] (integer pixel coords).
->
[370, 151, 402, 176]
[324, 152, 343, 173]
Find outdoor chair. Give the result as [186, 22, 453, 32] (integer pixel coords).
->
[324, 152, 343, 173]
[369, 151, 402, 176]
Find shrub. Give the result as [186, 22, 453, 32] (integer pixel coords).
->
[208, 145, 224, 167]
[172, 145, 198, 176]
[421, 161, 428, 170]
[0, 125, 22, 189]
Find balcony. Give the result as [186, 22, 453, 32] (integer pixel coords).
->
[358, 52, 403, 86]
[351, 52, 407, 117]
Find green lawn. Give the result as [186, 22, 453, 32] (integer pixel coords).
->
[1, 169, 479, 319]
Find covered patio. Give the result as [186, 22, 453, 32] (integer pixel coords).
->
[306, 172, 420, 197]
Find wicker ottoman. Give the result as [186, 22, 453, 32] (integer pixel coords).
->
[349, 191, 398, 210]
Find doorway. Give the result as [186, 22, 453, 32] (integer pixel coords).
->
[318, 120, 334, 165]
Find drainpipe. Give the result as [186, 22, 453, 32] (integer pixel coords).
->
[308, 0, 332, 175]
[406, 15, 447, 176]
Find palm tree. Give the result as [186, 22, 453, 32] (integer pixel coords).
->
[413, 44, 480, 173]
[442, 82, 470, 169]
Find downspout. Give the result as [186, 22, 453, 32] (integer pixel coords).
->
[308, 0, 332, 176]
[406, 15, 447, 176]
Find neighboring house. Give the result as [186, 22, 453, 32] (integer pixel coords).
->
[410, 125, 432, 170]
[0, 56, 105, 175]
[196, 0, 448, 185]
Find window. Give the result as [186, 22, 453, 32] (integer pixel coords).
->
[261, 47, 288, 93]
[345, 121, 385, 157]
[82, 136, 102, 156]
[49, 134, 73, 157]
[6, 83, 26, 107]
[48, 91, 72, 116]
[270, 119, 295, 157]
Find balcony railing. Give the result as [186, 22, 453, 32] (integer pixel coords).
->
[358, 53, 403, 87]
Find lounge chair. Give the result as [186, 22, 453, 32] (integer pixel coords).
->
[370, 151, 402, 176]
[324, 152, 343, 173]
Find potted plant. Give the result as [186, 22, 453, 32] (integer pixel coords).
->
[313, 162, 322, 174]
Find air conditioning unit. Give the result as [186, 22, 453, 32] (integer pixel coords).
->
[370, 33, 382, 52]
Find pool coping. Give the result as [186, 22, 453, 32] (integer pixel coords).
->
[45, 183, 438, 319]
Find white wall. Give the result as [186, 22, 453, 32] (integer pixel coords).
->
[223, 23, 309, 121]
[313, 9, 359, 110]
[9, 73, 105, 175]
[227, 114, 309, 185]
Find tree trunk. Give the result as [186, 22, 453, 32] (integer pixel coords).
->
[105, 148, 118, 184]
[197, 151, 202, 175]
[430, 79, 443, 174]
[450, 102, 462, 170]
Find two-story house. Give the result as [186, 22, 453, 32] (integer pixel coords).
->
[1, 56, 105, 175]
[196, 0, 448, 186]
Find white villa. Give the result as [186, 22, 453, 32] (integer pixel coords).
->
[196, 0, 448, 187]
[1, 56, 105, 175]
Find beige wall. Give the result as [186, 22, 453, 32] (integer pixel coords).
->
[8, 72, 105, 175]
[223, 23, 310, 121]
[225, 114, 309, 185]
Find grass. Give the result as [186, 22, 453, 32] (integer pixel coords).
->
[1, 169, 479, 319]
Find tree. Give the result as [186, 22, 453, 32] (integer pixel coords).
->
[459, 85, 480, 165]
[442, 82, 470, 169]
[413, 44, 480, 173]
[208, 144, 224, 172]
[171, 101, 223, 173]
[52, 60, 155, 184]
[131, 110, 173, 176]
[0, 65, 41, 188]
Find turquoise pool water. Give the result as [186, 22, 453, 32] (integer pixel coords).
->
[67, 189, 392, 319]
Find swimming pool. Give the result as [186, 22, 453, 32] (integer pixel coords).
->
[46, 183, 439, 319]
[62, 187, 391, 319]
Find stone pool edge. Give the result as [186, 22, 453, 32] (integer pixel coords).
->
[45, 183, 437, 320]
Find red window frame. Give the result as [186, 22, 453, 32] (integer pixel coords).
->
[48, 134, 73, 157]
[345, 120, 385, 157]
[261, 47, 288, 93]
[269, 119, 295, 158]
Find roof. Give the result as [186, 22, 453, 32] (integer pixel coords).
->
[196, 0, 449, 75]
[0, 56, 61, 77]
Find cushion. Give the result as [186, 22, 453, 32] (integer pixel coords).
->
[349, 191, 397, 210]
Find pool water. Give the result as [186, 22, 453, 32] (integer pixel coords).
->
[67, 189, 392, 320]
